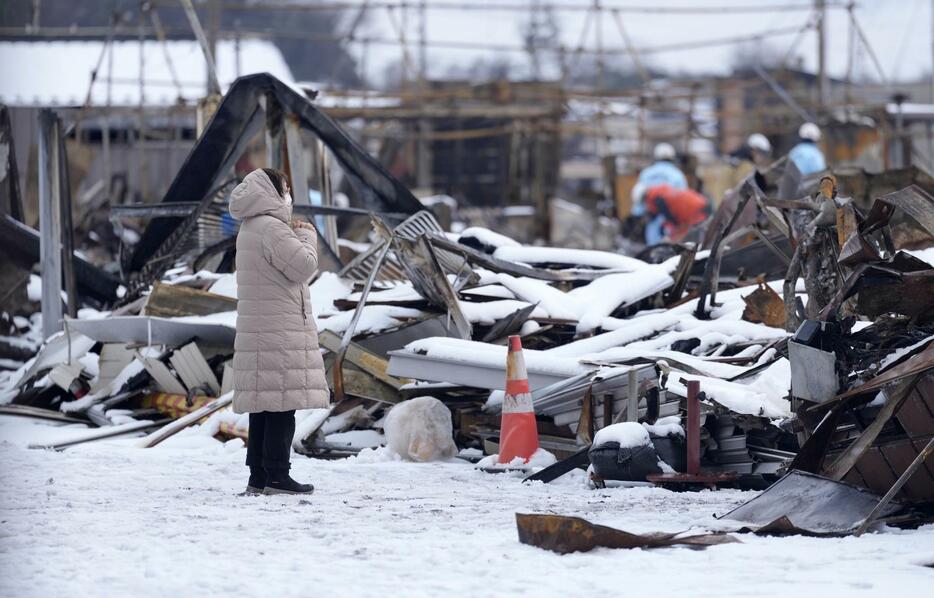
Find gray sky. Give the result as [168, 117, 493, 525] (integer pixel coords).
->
[342, 0, 931, 91]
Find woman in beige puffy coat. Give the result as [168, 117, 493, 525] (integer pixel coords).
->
[228, 168, 330, 495]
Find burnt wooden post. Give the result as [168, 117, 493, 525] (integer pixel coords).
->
[58, 122, 77, 319]
[694, 181, 752, 319]
[686, 379, 701, 476]
[38, 109, 63, 339]
[264, 92, 285, 170]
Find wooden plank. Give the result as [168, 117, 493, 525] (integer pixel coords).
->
[917, 374, 934, 414]
[140, 393, 213, 420]
[339, 368, 401, 405]
[913, 438, 934, 481]
[823, 375, 918, 480]
[895, 388, 934, 438]
[143, 281, 237, 318]
[137, 394, 233, 448]
[855, 436, 934, 536]
[854, 447, 898, 495]
[843, 467, 868, 489]
[319, 329, 406, 389]
[880, 439, 934, 502]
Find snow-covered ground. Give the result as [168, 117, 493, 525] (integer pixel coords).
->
[1, 418, 932, 597]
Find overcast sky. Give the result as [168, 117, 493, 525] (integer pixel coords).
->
[341, 0, 932, 92]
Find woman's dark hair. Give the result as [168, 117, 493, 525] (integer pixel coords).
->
[261, 168, 288, 197]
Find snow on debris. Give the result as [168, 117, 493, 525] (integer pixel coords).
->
[347, 281, 422, 303]
[325, 429, 385, 449]
[495, 261, 676, 333]
[26, 275, 42, 302]
[643, 415, 685, 438]
[402, 337, 591, 380]
[668, 372, 792, 420]
[309, 272, 354, 316]
[567, 267, 674, 333]
[592, 422, 652, 448]
[457, 300, 548, 325]
[207, 274, 238, 299]
[459, 284, 516, 300]
[906, 246, 934, 266]
[457, 226, 521, 250]
[318, 305, 425, 336]
[1, 437, 932, 596]
[476, 447, 557, 470]
[493, 245, 649, 271]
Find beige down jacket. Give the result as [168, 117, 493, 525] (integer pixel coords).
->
[228, 169, 330, 414]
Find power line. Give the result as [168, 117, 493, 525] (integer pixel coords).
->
[164, 1, 849, 15]
[0, 23, 809, 56]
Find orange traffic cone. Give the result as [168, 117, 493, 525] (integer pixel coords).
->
[498, 335, 540, 464]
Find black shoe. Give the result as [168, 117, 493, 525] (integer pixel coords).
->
[264, 472, 315, 495]
[245, 466, 266, 495]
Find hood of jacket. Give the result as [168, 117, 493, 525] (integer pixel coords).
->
[229, 168, 291, 223]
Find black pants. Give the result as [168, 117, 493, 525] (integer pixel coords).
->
[246, 410, 295, 472]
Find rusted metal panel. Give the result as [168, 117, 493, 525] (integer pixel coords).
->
[864, 185, 934, 238]
[741, 281, 786, 328]
[880, 439, 934, 502]
[718, 470, 901, 535]
[855, 447, 898, 495]
[515, 513, 737, 554]
[855, 270, 934, 321]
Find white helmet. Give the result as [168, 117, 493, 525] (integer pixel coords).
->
[747, 133, 772, 154]
[799, 122, 821, 142]
[653, 142, 676, 161]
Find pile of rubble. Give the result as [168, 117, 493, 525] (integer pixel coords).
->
[1, 72, 933, 542]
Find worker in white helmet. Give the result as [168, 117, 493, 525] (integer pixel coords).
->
[729, 133, 772, 169]
[789, 122, 826, 175]
[632, 142, 688, 244]
[719, 133, 772, 202]
[746, 133, 772, 166]
[637, 143, 688, 190]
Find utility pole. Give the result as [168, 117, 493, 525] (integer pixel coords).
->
[207, 0, 221, 94]
[417, 0, 431, 192]
[180, 0, 221, 96]
[816, 0, 829, 111]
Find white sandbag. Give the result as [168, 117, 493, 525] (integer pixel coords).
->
[384, 396, 457, 462]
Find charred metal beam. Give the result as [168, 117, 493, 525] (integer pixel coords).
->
[0, 105, 23, 221]
[129, 73, 422, 273]
[112, 202, 408, 221]
[0, 214, 120, 304]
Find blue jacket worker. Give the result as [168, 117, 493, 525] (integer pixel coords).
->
[633, 143, 688, 243]
[789, 122, 827, 176]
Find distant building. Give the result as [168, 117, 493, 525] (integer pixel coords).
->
[314, 80, 565, 216]
[0, 39, 294, 222]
